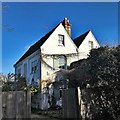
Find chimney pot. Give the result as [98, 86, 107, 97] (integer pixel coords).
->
[65, 17, 67, 20]
[62, 18, 72, 37]
[67, 20, 69, 22]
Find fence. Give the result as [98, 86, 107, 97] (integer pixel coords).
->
[2, 90, 31, 119]
[62, 87, 120, 120]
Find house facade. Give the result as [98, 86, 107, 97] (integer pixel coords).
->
[14, 18, 100, 110]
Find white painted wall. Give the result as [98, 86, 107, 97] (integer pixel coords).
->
[41, 23, 77, 55]
[39, 23, 80, 110]
[40, 23, 78, 80]
[41, 58, 54, 81]
[15, 50, 41, 84]
[78, 31, 100, 59]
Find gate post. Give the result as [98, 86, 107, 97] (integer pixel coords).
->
[62, 88, 80, 119]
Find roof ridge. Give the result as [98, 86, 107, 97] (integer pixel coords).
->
[74, 30, 90, 39]
[14, 22, 61, 66]
[73, 30, 90, 48]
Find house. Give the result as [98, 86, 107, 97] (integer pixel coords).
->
[14, 18, 100, 110]
[74, 30, 100, 59]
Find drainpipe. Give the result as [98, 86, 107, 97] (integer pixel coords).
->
[76, 48, 79, 60]
[64, 55, 67, 70]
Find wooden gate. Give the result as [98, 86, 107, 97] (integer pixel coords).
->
[2, 90, 31, 119]
[62, 88, 80, 119]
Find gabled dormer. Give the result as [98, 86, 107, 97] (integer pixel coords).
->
[73, 30, 100, 59]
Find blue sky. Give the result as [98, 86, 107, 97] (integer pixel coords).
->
[2, 2, 118, 74]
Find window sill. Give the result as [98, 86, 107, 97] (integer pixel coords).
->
[58, 45, 64, 47]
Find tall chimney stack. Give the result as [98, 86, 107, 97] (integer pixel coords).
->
[62, 18, 72, 37]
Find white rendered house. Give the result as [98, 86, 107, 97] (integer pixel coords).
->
[14, 18, 100, 109]
[74, 30, 100, 59]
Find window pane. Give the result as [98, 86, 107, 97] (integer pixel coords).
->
[59, 56, 65, 66]
[53, 56, 59, 69]
[31, 60, 37, 73]
[88, 41, 93, 50]
[18, 68, 21, 75]
[24, 63, 27, 77]
[59, 56, 66, 69]
[58, 34, 64, 46]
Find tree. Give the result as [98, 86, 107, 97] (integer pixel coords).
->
[2, 73, 28, 91]
[15, 74, 28, 91]
[69, 46, 120, 120]
[85, 46, 119, 120]
[2, 73, 15, 91]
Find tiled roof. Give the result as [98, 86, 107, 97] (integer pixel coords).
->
[73, 30, 90, 48]
[14, 23, 60, 66]
[14, 18, 90, 66]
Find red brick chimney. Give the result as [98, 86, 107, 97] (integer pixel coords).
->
[62, 18, 72, 37]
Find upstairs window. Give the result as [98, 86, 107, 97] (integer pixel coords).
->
[17, 68, 21, 75]
[58, 34, 65, 46]
[53, 55, 66, 70]
[59, 56, 66, 69]
[24, 63, 27, 77]
[31, 60, 37, 74]
[53, 56, 59, 69]
[88, 41, 93, 50]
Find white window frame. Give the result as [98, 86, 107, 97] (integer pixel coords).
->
[88, 41, 94, 50]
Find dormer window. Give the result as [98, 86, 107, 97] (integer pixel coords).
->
[58, 34, 65, 46]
